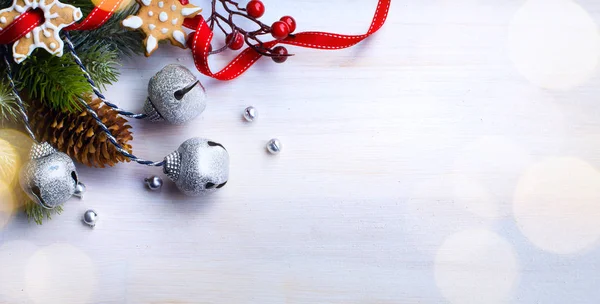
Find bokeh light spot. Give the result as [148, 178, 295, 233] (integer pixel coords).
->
[25, 244, 96, 304]
[435, 229, 519, 304]
[508, 0, 600, 90]
[514, 157, 600, 254]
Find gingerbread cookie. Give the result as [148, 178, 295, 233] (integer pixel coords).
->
[0, 0, 83, 63]
[122, 0, 202, 56]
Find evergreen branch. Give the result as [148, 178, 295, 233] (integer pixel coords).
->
[0, 80, 20, 124]
[24, 199, 63, 225]
[15, 50, 91, 112]
[79, 46, 120, 91]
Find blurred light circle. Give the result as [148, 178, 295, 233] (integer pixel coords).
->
[0, 129, 33, 160]
[435, 229, 519, 304]
[514, 157, 600, 254]
[508, 0, 600, 90]
[25, 244, 96, 304]
[0, 181, 17, 230]
[0, 138, 21, 186]
[0, 241, 37, 301]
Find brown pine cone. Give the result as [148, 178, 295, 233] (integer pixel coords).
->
[29, 99, 133, 168]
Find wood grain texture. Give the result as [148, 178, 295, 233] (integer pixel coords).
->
[3, 0, 600, 303]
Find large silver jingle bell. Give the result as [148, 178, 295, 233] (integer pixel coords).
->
[163, 138, 229, 196]
[143, 64, 207, 125]
[19, 142, 84, 209]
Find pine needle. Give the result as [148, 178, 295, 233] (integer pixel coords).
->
[24, 199, 63, 225]
[0, 80, 20, 124]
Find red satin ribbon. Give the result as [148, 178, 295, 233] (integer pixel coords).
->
[0, 0, 390, 81]
[186, 0, 391, 81]
[0, 9, 44, 45]
[0, 0, 123, 44]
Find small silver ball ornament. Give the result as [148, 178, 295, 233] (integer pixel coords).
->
[143, 64, 207, 124]
[82, 209, 98, 228]
[163, 138, 229, 196]
[266, 138, 282, 154]
[19, 142, 82, 209]
[243, 106, 257, 122]
[145, 176, 163, 190]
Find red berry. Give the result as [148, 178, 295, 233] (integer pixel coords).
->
[271, 46, 288, 63]
[279, 16, 296, 33]
[226, 32, 244, 50]
[271, 21, 290, 40]
[246, 0, 265, 18]
[179, 0, 189, 4]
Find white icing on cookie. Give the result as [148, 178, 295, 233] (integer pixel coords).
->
[172, 30, 186, 46]
[123, 16, 143, 29]
[148, 24, 156, 30]
[146, 34, 158, 54]
[148, 10, 154, 16]
[181, 7, 201, 16]
[171, 4, 176, 11]
[161, 28, 168, 34]
[159, 12, 168, 22]
[171, 18, 178, 25]
[158, 1, 164, 8]
[25, 32, 31, 38]
[43, 29, 51, 37]
[0, 17, 6, 23]
[141, 0, 152, 6]
[49, 42, 56, 49]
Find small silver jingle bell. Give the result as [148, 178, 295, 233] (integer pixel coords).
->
[82, 209, 98, 228]
[145, 176, 163, 190]
[143, 64, 207, 125]
[163, 138, 229, 196]
[19, 142, 85, 209]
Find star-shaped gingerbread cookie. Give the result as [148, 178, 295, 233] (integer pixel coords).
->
[122, 0, 202, 56]
[0, 0, 82, 63]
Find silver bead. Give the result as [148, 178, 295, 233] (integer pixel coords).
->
[243, 106, 257, 122]
[266, 138, 282, 154]
[82, 209, 98, 228]
[143, 64, 207, 125]
[19, 142, 81, 209]
[145, 176, 163, 190]
[163, 138, 229, 196]
[73, 182, 86, 198]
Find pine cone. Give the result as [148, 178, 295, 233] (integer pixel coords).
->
[29, 99, 133, 168]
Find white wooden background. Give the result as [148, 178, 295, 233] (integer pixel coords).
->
[3, 0, 600, 303]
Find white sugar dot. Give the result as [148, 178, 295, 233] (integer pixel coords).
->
[148, 10, 154, 16]
[171, 4, 176, 11]
[0, 17, 6, 23]
[158, 1, 164, 7]
[435, 229, 519, 304]
[171, 18, 178, 25]
[43, 30, 50, 37]
[514, 157, 600, 254]
[148, 24, 156, 30]
[25, 33, 31, 38]
[509, 0, 600, 90]
[49, 42, 56, 49]
[159, 12, 168, 22]
[161, 28, 168, 34]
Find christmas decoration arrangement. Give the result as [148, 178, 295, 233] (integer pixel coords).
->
[0, 0, 390, 224]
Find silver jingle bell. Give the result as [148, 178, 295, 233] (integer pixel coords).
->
[243, 106, 258, 122]
[143, 64, 207, 125]
[82, 209, 98, 228]
[266, 138, 282, 154]
[145, 176, 163, 190]
[19, 142, 83, 209]
[163, 138, 229, 196]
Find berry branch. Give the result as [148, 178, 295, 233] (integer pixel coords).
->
[206, 0, 296, 63]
